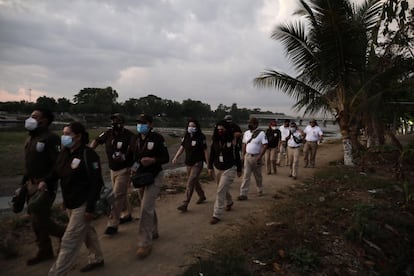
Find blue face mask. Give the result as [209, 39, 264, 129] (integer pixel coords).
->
[136, 123, 149, 134]
[61, 135, 75, 148]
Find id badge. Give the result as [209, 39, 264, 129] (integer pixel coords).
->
[219, 155, 224, 163]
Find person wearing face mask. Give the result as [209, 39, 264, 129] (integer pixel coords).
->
[237, 117, 268, 201]
[44, 121, 105, 274]
[208, 121, 242, 224]
[22, 108, 65, 266]
[172, 118, 208, 212]
[90, 113, 135, 235]
[277, 119, 291, 167]
[264, 119, 281, 174]
[286, 122, 305, 180]
[129, 114, 169, 258]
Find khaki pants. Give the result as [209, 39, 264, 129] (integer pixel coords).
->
[49, 204, 103, 276]
[265, 147, 278, 174]
[277, 141, 288, 166]
[108, 168, 132, 227]
[213, 167, 236, 219]
[287, 147, 301, 178]
[303, 141, 318, 167]
[240, 154, 263, 196]
[182, 161, 206, 205]
[137, 172, 163, 248]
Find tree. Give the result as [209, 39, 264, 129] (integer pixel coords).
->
[56, 98, 72, 113]
[73, 87, 118, 113]
[35, 96, 57, 111]
[254, 0, 384, 165]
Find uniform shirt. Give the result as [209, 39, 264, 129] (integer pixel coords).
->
[265, 128, 281, 148]
[24, 127, 60, 192]
[208, 138, 242, 172]
[279, 125, 291, 142]
[52, 145, 103, 213]
[181, 132, 207, 166]
[303, 125, 323, 142]
[130, 130, 169, 176]
[242, 129, 268, 154]
[94, 128, 134, 171]
[287, 130, 303, 148]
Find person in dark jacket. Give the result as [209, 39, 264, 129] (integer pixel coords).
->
[208, 120, 242, 224]
[90, 113, 135, 235]
[22, 108, 65, 266]
[47, 122, 105, 275]
[172, 118, 208, 212]
[129, 114, 169, 258]
[264, 119, 281, 174]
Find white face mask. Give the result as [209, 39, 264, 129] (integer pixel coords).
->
[271, 126, 276, 130]
[187, 127, 197, 134]
[25, 117, 38, 131]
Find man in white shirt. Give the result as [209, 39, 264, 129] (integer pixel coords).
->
[238, 117, 268, 201]
[303, 119, 323, 168]
[277, 119, 291, 166]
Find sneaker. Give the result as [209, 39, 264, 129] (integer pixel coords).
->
[196, 196, 206, 204]
[152, 233, 159, 240]
[293, 176, 297, 180]
[136, 246, 152, 258]
[26, 253, 54, 266]
[104, 226, 118, 235]
[210, 217, 220, 225]
[80, 260, 104, 272]
[237, 195, 248, 201]
[225, 202, 233, 211]
[177, 204, 188, 212]
[119, 215, 133, 224]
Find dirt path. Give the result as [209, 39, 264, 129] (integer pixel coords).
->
[2, 140, 344, 276]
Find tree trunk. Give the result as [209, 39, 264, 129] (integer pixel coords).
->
[338, 113, 354, 166]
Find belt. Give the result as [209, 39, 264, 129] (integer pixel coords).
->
[288, 146, 300, 148]
[306, 141, 318, 143]
[246, 153, 259, 156]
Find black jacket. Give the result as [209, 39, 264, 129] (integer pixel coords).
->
[24, 127, 60, 192]
[94, 128, 134, 171]
[129, 130, 169, 176]
[49, 145, 103, 213]
[181, 132, 207, 166]
[208, 139, 242, 172]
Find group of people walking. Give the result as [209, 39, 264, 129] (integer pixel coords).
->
[19, 108, 323, 275]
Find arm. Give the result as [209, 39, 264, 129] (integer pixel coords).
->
[172, 145, 185, 164]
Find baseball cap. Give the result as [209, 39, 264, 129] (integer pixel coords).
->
[224, 115, 232, 122]
[136, 114, 153, 123]
[110, 113, 125, 123]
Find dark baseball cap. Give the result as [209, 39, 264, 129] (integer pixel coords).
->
[136, 114, 153, 123]
[110, 113, 125, 123]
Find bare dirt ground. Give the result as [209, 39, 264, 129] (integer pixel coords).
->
[2, 140, 345, 276]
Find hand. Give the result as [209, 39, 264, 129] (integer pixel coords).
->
[37, 181, 48, 192]
[172, 157, 178, 164]
[140, 157, 155, 167]
[208, 169, 214, 179]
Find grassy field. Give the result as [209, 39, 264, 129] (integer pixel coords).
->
[0, 128, 183, 178]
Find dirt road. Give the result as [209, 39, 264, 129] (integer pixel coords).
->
[2, 140, 344, 276]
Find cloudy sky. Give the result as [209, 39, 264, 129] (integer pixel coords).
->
[0, 0, 371, 116]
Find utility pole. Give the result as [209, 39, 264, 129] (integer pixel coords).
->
[28, 88, 32, 102]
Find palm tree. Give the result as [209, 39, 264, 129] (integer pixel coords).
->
[254, 0, 383, 165]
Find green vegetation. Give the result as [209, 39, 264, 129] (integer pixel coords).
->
[181, 159, 414, 275]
